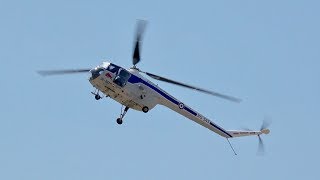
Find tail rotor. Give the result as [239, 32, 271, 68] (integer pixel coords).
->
[257, 116, 271, 155]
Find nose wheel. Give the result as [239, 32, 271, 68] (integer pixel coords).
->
[91, 89, 102, 100]
[117, 106, 129, 125]
[95, 94, 101, 100]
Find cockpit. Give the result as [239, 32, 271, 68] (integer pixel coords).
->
[90, 66, 105, 80]
[90, 62, 131, 87]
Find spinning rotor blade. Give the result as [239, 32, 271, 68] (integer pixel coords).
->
[143, 71, 241, 103]
[261, 116, 272, 131]
[37, 69, 91, 76]
[257, 135, 265, 155]
[132, 20, 147, 66]
[131, 20, 240, 102]
[257, 117, 272, 155]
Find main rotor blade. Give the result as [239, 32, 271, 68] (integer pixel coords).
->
[144, 72, 241, 103]
[132, 20, 147, 66]
[37, 69, 91, 76]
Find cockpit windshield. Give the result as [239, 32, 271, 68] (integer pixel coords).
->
[113, 69, 131, 87]
[90, 66, 105, 80]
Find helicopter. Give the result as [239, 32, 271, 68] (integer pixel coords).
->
[38, 20, 270, 154]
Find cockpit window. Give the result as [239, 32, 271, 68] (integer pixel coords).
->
[113, 69, 131, 87]
[107, 64, 120, 73]
[90, 67, 105, 80]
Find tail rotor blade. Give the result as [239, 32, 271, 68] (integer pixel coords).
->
[261, 116, 272, 130]
[257, 116, 272, 155]
[257, 135, 265, 155]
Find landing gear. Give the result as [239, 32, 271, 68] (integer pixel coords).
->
[91, 89, 101, 100]
[117, 106, 129, 125]
[95, 94, 101, 100]
[142, 106, 149, 113]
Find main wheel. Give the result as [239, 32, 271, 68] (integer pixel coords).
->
[95, 94, 101, 100]
[116, 118, 123, 125]
[142, 106, 149, 113]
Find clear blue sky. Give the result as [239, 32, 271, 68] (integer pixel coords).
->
[1, 0, 319, 179]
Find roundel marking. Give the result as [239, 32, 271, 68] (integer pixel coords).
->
[179, 103, 184, 109]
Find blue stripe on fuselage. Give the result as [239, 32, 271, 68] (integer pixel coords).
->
[128, 75, 179, 105]
[128, 74, 232, 138]
[184, 106, 197, 116]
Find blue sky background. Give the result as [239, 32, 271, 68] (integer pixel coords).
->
[1, 0, 319, 179]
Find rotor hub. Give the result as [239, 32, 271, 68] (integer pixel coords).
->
[261, 129, 270, 134]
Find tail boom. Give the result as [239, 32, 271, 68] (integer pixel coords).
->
[227, 129, 270, 138]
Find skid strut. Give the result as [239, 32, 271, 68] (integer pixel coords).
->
[117, 106, 129, 124]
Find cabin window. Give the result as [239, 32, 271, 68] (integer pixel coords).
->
[113, 69, 131, 87]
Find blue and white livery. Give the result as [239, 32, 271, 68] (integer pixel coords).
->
[89, 62, 270, 139]
[38, 20, 270, 153]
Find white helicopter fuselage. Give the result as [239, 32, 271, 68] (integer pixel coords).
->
[38, 18, 270, 152]
[89, 62, 158, 111]
[89, 62, 241, 138]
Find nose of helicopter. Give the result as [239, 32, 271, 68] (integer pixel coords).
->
[90, 67, 103, 80]
[89, 62, 111, 80]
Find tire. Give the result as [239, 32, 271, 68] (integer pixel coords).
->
[116, 118, 123, 125]
[142, 106, 149, 113]
[95, 94, 101, 100]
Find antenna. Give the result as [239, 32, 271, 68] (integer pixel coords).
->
[227, 138, 237, 155]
